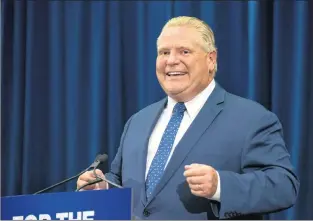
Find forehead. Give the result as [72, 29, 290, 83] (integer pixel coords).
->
[157, 26, 203, 50]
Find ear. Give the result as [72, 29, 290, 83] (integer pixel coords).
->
[206, 51, 217, 72]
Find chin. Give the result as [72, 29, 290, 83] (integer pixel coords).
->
[164, 83, 187, 92]
[165, 89, 186, 100]
[165, 87, 185, 95]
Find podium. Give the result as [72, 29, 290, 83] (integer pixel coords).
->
[1, 188, 132, 220]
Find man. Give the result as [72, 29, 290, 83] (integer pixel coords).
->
[77, 16, 299, 219]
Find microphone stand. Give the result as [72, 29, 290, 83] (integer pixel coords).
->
[34, 169, 88, 195]
[33, 154, 108, 195]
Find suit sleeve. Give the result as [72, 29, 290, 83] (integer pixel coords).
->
[104, 115, 133, 186]
[215, 111, 300, 219]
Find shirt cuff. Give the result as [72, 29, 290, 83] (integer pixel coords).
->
[207, 171, 221, 202]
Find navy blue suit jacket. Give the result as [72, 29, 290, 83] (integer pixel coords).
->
[105, 83, 299, 220]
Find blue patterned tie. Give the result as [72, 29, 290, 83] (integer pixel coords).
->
[145, 102, 186, 199]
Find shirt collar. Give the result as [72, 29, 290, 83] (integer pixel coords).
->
[166, 79, 216, 121]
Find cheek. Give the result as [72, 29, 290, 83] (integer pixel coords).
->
[156, 58, 166, 72]
[192, 59, 208, 74]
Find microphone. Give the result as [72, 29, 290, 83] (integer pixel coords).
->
[76, 156, 123, 191]
[33, 154, 108, 195]
[75, 174, 123, 191]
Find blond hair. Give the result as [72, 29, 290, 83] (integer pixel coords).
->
[158, 16, 218, 73]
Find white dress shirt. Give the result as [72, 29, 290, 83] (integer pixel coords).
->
[145, 79, 221, 202]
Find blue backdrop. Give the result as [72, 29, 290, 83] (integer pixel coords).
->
[1, 0, 312, 219]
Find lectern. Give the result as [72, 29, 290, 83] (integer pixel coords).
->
[1, 188, 132, 220]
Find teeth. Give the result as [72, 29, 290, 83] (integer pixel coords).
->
[167, 72, 185, 76]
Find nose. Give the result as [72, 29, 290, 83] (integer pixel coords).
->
[166, 52, 180, 65]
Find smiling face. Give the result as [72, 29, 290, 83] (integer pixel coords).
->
[156, 26, 216, 102]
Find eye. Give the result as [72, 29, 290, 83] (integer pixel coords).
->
[159, 51, 170, 56]
[182, 50, 190, 55]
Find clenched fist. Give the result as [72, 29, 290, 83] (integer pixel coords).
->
[76, 169, 108, 191]
[183, 163, 218, 198]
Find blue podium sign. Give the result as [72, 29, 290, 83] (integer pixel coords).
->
[1, 188, 132, 220]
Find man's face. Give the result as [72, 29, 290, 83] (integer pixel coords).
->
[156, 26, 216, 102]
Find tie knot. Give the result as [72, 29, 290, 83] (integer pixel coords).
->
[173, 102, 186, 114]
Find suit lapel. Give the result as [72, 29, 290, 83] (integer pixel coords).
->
[145, 83, 225, 206]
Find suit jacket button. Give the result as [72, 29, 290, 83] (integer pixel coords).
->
[143, 209, 150, 217]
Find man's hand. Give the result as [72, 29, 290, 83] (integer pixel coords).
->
[184, 163, 218, 198]
[76, 169, 108, 191]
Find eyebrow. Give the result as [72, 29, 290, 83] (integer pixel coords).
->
[157, 46, 192, 52]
